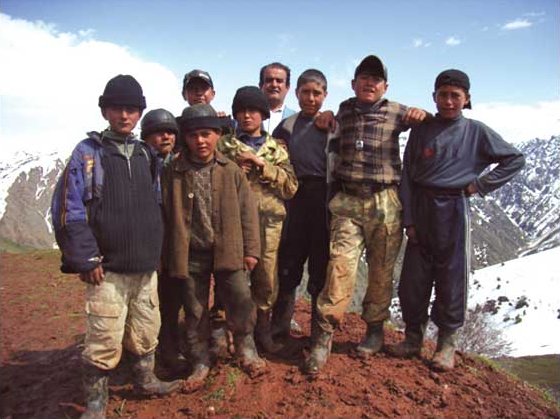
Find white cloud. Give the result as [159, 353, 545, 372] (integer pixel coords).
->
[445, 36, 461, 46]
[412, 38, 431, 48]
[501, 19, 532, 30]
[465, 100, 560, 143]
[0, 13, 184, 157]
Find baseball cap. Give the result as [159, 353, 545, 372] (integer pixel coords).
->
[434, 69, 472, 109]
[182, 69, 214, 92]
[354, 55, 388, 81]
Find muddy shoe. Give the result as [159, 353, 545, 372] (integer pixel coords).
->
[432, 330, 457, 371]
[356, 322, 384, 356]
[387, 325, 425, 358]
[271, 290, 296, 340]
[132, 352, 182, 396]
[256, 309, 284, 354]
[235, 333, 267, 378]
[81, 364, 108, 419]
[303, 330, 332, 375]
[182, 363, 210, 393]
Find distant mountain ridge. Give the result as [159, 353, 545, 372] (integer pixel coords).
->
[0, 136, 558, 268]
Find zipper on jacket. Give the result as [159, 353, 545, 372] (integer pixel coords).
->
[125, 137, 132, 179]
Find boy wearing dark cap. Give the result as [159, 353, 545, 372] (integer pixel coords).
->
[389, 69, 525, 370]
[181, 69, 232, 357]
[182, 69, 216, 106]
[140, 108, 189, 372]
[161, 104, 266, 392]
[51, 75, 181, 419]
[218, 86, 298, 355]
[305, 55, 428, 375]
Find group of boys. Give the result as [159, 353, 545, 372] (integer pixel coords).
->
[51, 55, 524, 419]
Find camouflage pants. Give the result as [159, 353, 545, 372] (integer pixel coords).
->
[82, 271, 160, 370]
[316, 188, 403, 333]
[251, 213, 284, 311]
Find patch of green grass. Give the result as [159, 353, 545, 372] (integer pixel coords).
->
[226, 367, 241, 388]
[0, 237, 36, 253]
[494, 354, 560, 405]
[202, 387, 225, 401]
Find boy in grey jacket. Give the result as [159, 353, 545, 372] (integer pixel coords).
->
[390, 69, 525, 370]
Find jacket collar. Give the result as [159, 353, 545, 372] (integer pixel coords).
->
[174, 150, 229, 172]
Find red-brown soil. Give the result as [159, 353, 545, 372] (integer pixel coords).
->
[1, 251, 558, 419]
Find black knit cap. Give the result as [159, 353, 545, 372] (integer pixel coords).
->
[179, 104, 223, 133]
[434, 69, 472, 109]
[232, 86, 270, 119]
[354, 55, 388, 81]
[98, 74, 146, 110]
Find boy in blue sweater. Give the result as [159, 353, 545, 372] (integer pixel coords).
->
[390, 69, 525, 370]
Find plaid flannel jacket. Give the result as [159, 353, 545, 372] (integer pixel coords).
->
[335, 97, 409, 185]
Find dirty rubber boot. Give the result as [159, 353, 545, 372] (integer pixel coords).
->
[432, 330, 457, 371]
[387, 324, 426, 358]
[132, 352, 182, 396]
[356, 322, 384, 356]
[234, 333, 267, 378]
[271, 290, 296, 340]
[303, 329, 333, 375]
[183, 341, 211, 393]
[80, 364, 108, 419]
[255, 309, 284, 355]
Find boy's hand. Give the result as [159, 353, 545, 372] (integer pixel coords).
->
[244, 256, 258, 272]
[465, 182, 478, 197]
[237, 152, 265, 172]
[314, 111, 336, 133]
[79, 265, 105, 285]
[405, 226, 419, 244]
[403, 108, 431, 125]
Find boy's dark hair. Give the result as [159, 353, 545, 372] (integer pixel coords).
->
[296, 69, 327, 91]
[259, 62, 291, 88]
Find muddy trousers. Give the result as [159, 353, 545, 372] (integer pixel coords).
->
[277, 178, 329, 300]
[82, 271, 160, 370]
[251, 213, 284, 311]
[180, 250, 256, 360]
[398, 190, 470, 332]
[316, 189, 403, 333]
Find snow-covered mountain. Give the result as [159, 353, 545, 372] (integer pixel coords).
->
[494, 136, 560, 254]
[469, 246, 560, 356]
[0, 151, 65, 248]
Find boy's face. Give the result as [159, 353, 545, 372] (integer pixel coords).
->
[235, 108, 263, 137]
[351, 73, 388, 104]
[145, 130, 176, 156]
[183, 79, 216, 105]
[102, 106, 141, 135]
[433, 85, 470, 119]
[184, 128, 220, 162]
[296, 81, 327, 117]
[261, 67, 289, 108]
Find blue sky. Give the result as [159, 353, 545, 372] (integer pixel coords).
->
[1, 0, 559, 155]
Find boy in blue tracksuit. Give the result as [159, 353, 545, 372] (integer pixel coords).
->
[51, 75, 180, 419]
[391, 69, 525, 370]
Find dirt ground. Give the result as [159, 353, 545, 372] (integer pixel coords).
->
[1, 250, 558, 419]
